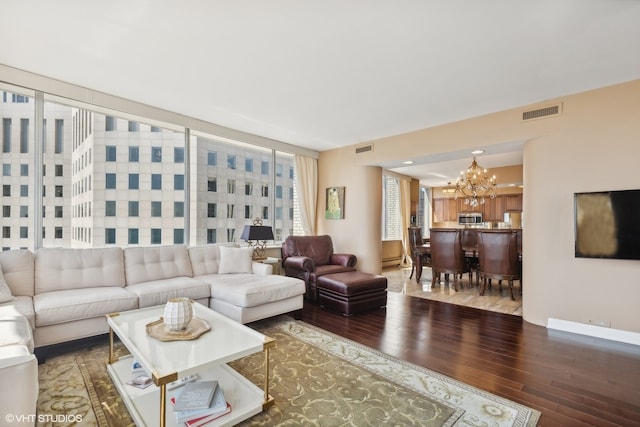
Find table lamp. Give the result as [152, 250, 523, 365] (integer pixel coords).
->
[240, 218, 274, 260]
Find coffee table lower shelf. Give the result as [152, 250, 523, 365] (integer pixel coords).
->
[108, 354, 264, 427]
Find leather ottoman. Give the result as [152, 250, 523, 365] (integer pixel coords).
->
[316, 271, 387, 316]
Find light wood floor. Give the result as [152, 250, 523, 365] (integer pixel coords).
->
[383, 265, 523, 315]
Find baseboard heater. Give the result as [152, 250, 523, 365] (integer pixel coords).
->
[547, 318, 640, 346]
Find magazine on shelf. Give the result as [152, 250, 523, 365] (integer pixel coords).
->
[183, 402, 231, 427]
[171, 383, 230, 425]
[172, 380, 217, 411]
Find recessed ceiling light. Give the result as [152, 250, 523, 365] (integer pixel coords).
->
[471, 150, 484, 155]
[402, 160, 414, 165]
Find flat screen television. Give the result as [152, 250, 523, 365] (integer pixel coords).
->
[574, 189, 640, 260]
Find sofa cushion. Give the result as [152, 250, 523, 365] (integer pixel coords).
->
[34, 287, 138, 327]
[203, 274, 305, 308]
[188, 244, 236, 276]
[218, 246, 253, 274]
[311, 264, 357, 279]
[0, 297, 35, 330]
[0, 309, 34, 352]
[0, 266, 14, 303]
[125, 276, 210, 307]
[35, 247, 125, 294]
[0, 249, 34, 297]
[124, 245, 193, 285]
[0, 344, 35, 369]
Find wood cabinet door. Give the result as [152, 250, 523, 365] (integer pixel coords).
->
[433, 198, 459, 221]
[458, 196, 488, 214]
[446, 198, 458, 220]
[493, 195, 506, 221]
[505, 194, 523, 212]
[433, 198, 446, 222]
[484, 195, 505, 221]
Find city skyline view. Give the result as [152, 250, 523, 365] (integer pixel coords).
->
[1, 86, 298, 251]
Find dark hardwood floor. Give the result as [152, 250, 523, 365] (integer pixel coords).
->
[299, 292, 640, 427]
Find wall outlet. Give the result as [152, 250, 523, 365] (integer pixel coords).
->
[584, 319, 611, 328]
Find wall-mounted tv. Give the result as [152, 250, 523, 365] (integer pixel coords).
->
[574, 189, 640, 260]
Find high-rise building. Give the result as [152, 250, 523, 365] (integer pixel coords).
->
[0, 90, 296, 250]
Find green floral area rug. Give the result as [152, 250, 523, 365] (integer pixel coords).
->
[37, 317, 539, 426]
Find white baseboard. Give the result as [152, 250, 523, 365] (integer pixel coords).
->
[547, 318, 640, 346]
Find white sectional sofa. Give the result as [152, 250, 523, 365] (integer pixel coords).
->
[189, 245, 305, 323]
[0, 243, 304, 424]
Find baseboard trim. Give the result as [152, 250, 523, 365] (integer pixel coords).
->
[547, 318, 640, 346]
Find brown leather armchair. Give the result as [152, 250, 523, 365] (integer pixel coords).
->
[429, 228, 471, 292]
[282, 235, 357, 301]
[477, 230, 520, 300]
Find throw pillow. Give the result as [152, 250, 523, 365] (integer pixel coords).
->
[0, 265, 14, 303]
[218, 246, 253, 274]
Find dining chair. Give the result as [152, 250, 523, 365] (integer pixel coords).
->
[429, 228, 471, 292]
[408, 227, 431, 282]
[477, 230, 520, 300]
[460, 228, 479, 286]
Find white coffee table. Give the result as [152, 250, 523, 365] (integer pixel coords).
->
[106, 302, 274, 427]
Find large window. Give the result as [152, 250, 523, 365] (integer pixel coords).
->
[92, 114, 186, 246]
[418, 186, 431, 238]
[0, 83, 300, 250]
[190, 135, 295, 245]
[0, 87, 35, 248]
[382, 175, 401, 240]
[381, 176, 429, 240]
[274, 151, 295, 240]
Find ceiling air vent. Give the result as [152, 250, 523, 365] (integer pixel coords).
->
[355, 144, 373, 154]
[522, 103, 562, 121]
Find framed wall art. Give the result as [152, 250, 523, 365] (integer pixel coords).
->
[325, 186, 345, 219]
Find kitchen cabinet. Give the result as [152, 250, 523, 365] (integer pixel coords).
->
[434, 193, 522, 223]
[483, 195, 505, 222]
[457, 198, 484, 214]
[505, 194, 523, 212]
[446, 198, 458, 220]
[433, 198, 458, 221]
[433, 198, 445, 222]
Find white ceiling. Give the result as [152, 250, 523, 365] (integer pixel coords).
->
[2, 0, 640, 185]
[382, 140, 525, 187]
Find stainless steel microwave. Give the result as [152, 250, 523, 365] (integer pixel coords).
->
[458, 213, 483, 225]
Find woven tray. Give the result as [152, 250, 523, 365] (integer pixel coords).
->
[146, 317, 211, 341]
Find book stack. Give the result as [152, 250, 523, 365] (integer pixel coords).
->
[171, 380, 231, 427]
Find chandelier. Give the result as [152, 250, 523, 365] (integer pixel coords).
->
[455, 157, 497, 207]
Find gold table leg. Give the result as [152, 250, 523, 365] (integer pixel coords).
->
[152, 372, 176, 427]
[106, 313, 120, 365]
[108, 327, 115, 364]
[159, 384, 167, 427]
[263, 337, 275, 409]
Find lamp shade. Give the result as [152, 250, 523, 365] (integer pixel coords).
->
[240, 225, 274, 241]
